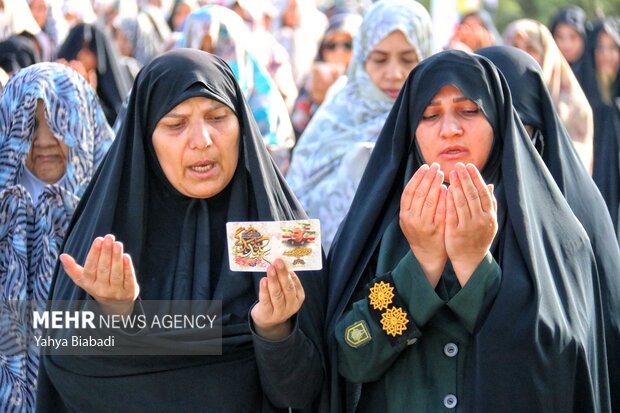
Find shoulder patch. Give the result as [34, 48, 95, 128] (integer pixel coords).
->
[344, 320, 372, 348]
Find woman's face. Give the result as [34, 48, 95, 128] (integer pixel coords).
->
[171, 3, 191, 31]
[26, 101, 69, 184]
[321, 32, 353, 66]
[29, 0, 48, 29]
[364, 30, 418, 99]
[114, 29, 133, 57]
[415, 84, 493, 182]
[200, 34, 214, 54]
[509, 33, 543, 66]
[553, 23, 583, 63]
[282, 0, 300, 28]
[595, 29, 620, 78]
[152, 96, 240, 198]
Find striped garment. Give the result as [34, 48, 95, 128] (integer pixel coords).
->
[0, 62, 114, 413]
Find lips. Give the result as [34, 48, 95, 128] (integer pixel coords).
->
[35, 155, 63, 162]
[440, 145, 467, 155]
[383, 89, 400, 99]
[188, 160, 215, 174]
[438, 146, 469, 160]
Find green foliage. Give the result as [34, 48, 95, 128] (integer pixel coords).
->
[493, 0, 619, 32]
[416, 1, 619, 34]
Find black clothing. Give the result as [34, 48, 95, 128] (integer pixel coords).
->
[0, 34, 40, 74]
[575, 18, 620, 237]
[57, 23, 132, 125]
[479, 45, 620, 412]
[327, 50, 611, 413]
[36, 49, 327, 413]
[549, 6, 589, 77]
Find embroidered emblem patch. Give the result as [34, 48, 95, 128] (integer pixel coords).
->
[381, 307, 409, 337]
[345, 320, 372, 348]
[368, 281, 395, 311]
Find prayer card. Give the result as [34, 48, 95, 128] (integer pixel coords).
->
[226, 219, 322, 272]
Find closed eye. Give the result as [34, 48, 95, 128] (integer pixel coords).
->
[461, 108, 480, 115]
[165, 122, 185, 130]
[208, 115, 227, 122]
[421, 113, 438, 120]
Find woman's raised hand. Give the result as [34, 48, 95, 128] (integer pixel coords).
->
[251, 258, 305, 341]
[445, 163, 498, 286]
[59, 234, 139, 315]
[400, 163, 448, 288]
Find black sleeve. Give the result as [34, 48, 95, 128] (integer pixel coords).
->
[250, 312, 324, 409]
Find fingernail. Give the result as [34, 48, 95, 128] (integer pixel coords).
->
[429, 163, 438, 172]
[277, 260, 285, 270]
[268, 268, 275, 277]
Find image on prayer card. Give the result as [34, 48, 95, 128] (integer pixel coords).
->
[226, 220, 322, 272]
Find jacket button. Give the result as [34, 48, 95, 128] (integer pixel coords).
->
[443, 394, 458, 409]
[443, 342, 458, 357]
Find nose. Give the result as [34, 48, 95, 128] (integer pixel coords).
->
[439, 112, 463, 138]
[385, 60, 406, 82]
[189, 121, 213, 150]
[33, 121, 59, 148]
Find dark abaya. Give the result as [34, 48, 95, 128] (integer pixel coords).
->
[574, 18, 620, 238]
[327, 50, 611, 412]
[56, 23, 132, 125]
[478, 45, 620, 412]
[36, 49, 327, 413]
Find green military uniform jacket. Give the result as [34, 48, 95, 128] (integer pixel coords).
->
[336, 222, 501, 412]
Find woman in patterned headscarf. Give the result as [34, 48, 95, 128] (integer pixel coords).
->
[286, 0, 436, 251]
[0, 62, 114, 413]
[503, 19, 594, 172]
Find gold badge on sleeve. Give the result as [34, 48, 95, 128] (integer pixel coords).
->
[368, 281, 395, 311]
[380, 307, 409, 337]
[345, 320, 372, 348]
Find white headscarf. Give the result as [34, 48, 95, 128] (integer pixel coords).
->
[286, 0, 435, 250]
[0, 0, 41, 41]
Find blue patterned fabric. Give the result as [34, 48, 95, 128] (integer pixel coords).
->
[0, 62, 114, 413]
[178, 5, 294, 150]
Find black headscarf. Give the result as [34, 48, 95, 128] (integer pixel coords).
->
[57, 23, 132, 125]
[576, 18, 620, 237]
[478, 45, 620, 412]
[37, 49, 327, 412]
[327, 50, 611, 412]
[549, 6, 589, 76]
[0, 34, 40, 74]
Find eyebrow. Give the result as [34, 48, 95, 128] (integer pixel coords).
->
[427, 96, 471, 106]
[369, 49, 417, 56]
[163, 101, 228, 118]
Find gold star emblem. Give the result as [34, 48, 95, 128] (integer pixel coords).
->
[368, 281, 395, 311]
[381, 307, 409, 337]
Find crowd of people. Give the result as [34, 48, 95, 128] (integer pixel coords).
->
[1, 0, 619, 412]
